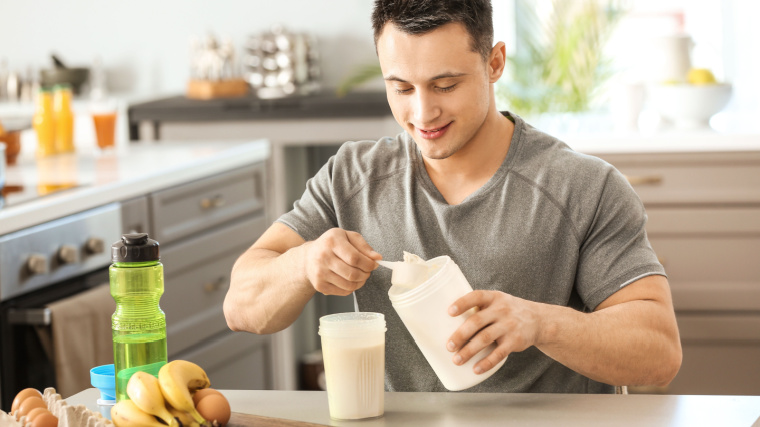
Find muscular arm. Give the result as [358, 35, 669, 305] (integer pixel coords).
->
[224, 223, 312, 334]
[448, 275, 682, 387]
[224, 223, 381, 335]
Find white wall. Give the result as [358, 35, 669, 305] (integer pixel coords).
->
[0, 0, 378, 96]
[722, 0, 760, 112]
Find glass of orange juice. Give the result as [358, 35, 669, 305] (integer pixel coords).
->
[91, 100, 118, 150]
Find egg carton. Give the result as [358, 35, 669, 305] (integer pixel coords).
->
[0, 388, 113, 427]
[42, 388, 113, 427]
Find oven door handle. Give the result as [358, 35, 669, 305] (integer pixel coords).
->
[8, 308, 52, 325]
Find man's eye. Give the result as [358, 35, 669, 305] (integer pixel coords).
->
[394, 87, 413, 94]
[438, 84, 457, 93]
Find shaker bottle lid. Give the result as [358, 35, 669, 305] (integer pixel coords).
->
[318, 312, 386, 337]
[111, 233, 159, 262]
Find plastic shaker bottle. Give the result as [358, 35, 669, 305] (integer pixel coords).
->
[388, 255, 506, 391]
[319, 312, 386, 420]
[110, 233, 168, 401]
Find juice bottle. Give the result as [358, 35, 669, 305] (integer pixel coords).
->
[32, 87, 56, 157]
[110, 233, 168, 401]
[53, 84, 75, 153]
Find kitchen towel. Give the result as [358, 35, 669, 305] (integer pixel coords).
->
[46, 284, 114, 398]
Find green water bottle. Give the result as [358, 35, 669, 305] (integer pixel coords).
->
[110, 233, 168, 401]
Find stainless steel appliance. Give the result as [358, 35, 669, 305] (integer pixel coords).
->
[0, 203, 121, 408]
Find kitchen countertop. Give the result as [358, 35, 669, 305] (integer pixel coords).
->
[0, 140, 270, 235]
[564, 130, 760, 154]
[66, 388, 760, 426]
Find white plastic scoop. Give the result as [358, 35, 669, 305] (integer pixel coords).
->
[377, 260, 430, 289]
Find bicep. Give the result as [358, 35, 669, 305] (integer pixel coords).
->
[594, 274, 673, 312]
[251, 222, 307, 254]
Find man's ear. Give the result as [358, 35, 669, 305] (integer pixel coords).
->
[488, 42, 507, 83]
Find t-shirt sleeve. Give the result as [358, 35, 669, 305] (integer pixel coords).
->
[575, 167, 666, 310]
[276, 157, 339, 242]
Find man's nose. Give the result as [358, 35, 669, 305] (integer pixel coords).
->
[413, 90, 441, 125]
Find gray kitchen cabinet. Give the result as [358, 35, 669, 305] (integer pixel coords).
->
[124, 163, 271, 389]
[161, 215, 267, 356]
[149, 164, 266, 245]
[598, 150, 760, 395]
[175, 324, 272, 390]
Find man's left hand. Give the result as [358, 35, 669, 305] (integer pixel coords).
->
[447, 290, 542, 374]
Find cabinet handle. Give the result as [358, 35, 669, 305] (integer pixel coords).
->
[200, 195, 226, 209]
[203, 277, 227, 293]
[8, 308, 52, 325]
[625, 175, 663, 186]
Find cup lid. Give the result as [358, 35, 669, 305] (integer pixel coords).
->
[90, 364, 115, 401]
[318, 312, 386, 336]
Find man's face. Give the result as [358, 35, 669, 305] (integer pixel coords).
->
[377, 22, 492, 161]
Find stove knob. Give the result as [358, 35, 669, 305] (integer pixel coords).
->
[26, 254, 48, 275]
[85, 237, 105, 255]
[57, 245, 79, 264]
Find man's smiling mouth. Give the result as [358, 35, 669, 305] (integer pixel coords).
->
[416, 122, 452, 139]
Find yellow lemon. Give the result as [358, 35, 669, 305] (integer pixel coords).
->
[687, 68, 717, 85]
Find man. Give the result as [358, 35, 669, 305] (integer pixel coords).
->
[225, 0, 682, 393]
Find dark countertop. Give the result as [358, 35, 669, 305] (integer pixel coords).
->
[127, 90, 391, 140]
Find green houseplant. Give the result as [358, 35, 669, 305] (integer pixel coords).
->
[497, 0, 626, 116]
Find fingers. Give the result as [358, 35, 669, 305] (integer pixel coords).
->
[449, 290, 493, 316]
[451, 324, 507, 373]
[471, 340, 511, 375]
[311, 269, 364, 297]
[333, 234, 380, 274]
[446, 290, 517, 374]
[447, 308, 493, 356]
[345, 231, 383, 261]
[307, 229, 381, 296]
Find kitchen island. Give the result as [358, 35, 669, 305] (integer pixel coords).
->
[67, 388, 760, 426]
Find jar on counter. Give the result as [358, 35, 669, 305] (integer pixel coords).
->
[388, 256, 507, 391]
[33, 87, 56, 157]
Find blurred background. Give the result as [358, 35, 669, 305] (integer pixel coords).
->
[1, 0, 758, 124]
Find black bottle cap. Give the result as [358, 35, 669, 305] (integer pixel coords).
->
[111, 233, 160, 262]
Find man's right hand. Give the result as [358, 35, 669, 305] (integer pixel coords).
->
[304, 228, 382, 296]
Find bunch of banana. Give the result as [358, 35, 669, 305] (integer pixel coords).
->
[111, 360, 215, 427]
[158, 360, 210, 425]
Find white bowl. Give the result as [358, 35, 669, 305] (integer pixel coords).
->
[648, 83, 732, 129]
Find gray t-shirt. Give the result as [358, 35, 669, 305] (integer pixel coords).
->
[278, 113, 665, 394]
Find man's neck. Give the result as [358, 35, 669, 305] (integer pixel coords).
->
[423, 109, 514, 205]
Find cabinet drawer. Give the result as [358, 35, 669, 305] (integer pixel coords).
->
[161, 214, 267, 356]
[677, 314, 760, 343]
[648, 235, 760, 284]
[645, 207, 760, 311]
[668, 342, 760, 395]
[668, 314, 760, 395]
[599, 152, 760, 205]
[150, 163, 265, 244]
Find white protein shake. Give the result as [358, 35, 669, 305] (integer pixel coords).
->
[321, 342, 385, 419]
[319, 312, 386, 420]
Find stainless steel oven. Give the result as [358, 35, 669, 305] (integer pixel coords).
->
[0, 203, 121, 408]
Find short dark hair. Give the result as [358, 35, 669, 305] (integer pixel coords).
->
[371, 0, 494, 61]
